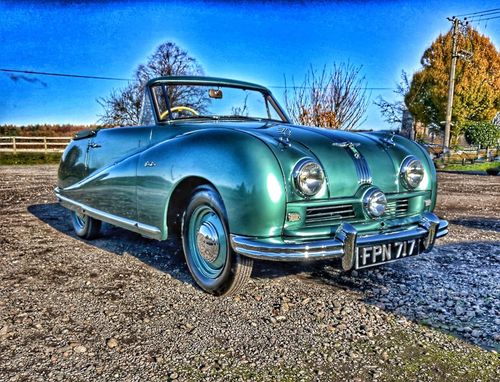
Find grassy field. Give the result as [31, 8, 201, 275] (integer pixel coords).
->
[440, 161, 499, 172]
[0, 152, 62, 165]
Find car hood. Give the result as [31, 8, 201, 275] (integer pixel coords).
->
[180, 120, 428, 200]
[218, 123, 422, 199]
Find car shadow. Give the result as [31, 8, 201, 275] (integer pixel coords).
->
[29, 203, 499, 351]
[449, 217, 500, 233]
[28, 202, 327, 286]
[27, 202, 194, 284]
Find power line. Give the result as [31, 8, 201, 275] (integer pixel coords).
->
[0, 68, 133, 82]
[467, 11, 500, 20]
[455, 8, 500, 17]
[1, 68, 396, 91]
[468, 15, 500, 22]
[267, 85, 394, 90]
[467, 10, 500, 20]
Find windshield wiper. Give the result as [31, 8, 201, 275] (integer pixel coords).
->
[173, 115, 219, 121]
[217, 115, 263, 121]
[173, 115, 273, 123]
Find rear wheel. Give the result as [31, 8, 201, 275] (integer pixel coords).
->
[181, 185, 253, 296]
[70, 210, 101, 240]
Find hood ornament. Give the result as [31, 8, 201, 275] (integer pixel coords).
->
[331, 141, 360, 148]
[332, 141, 361, 159]
[277, 127, 292, 148]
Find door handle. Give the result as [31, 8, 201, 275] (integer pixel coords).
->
[89, 142, 101, 149]
[144, 161, 157, 167]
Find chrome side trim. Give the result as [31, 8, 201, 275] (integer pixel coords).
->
[56, 193, 162, 240]
[231, 213, 448, 264]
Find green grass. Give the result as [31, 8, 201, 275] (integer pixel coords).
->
[440, 161, 499, 172]
[380, 330, 500, 382]
[0, 152, 62, 165]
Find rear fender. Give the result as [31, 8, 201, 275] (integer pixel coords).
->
[58, 139, 89, 189]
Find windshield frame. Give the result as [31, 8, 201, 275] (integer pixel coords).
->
[148, 80, 290, 125]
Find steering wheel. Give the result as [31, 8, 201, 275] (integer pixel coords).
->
[160, 106, 199, 120]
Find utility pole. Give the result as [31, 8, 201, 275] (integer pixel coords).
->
[443, 17, 460, 151]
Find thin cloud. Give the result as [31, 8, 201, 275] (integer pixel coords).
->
[6, 73, 48, 87]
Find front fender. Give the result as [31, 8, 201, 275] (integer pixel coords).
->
[137, 128, 286, 239]
[364, 132, 437, 201]
[391, 134, 437, 210]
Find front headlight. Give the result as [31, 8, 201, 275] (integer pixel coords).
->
[293, 159, 325, 196]
[400, 156, 424, 189]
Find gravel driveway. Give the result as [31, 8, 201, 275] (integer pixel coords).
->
[0, 165, 499, 381]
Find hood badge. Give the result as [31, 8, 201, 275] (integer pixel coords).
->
[381, 131, 396, 147]
[277, 127, 292, 148]
[332, 141, 361, 159]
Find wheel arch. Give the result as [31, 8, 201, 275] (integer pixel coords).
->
[166, 176, 219, 239]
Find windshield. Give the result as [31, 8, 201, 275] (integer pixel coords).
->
[150, 84, 286, 123]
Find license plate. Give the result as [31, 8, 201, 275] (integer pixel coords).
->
[355, 238, 421, 270]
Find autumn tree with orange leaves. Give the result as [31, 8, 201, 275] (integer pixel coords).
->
[405, 26, 500, 142]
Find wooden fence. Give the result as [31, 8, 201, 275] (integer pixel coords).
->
[0, 136, 72, 154]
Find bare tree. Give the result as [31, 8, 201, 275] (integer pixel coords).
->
[284, 63, 369, 130]
[374, 71, 410, 125]
[97, 84, 142, 127]
[98, 42, 204, 127]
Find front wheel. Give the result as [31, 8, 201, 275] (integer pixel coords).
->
[181, 185, 253, 296]
[70, 210, 101, 240]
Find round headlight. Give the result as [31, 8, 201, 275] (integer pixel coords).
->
[293, 159, 325, 196]
[364, 188, 387, 218]
[400, 156, 424, 189]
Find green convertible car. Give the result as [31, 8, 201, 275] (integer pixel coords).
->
[56, 76, 448, 295]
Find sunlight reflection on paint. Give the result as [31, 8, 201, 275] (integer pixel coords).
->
[266, 173, 282, 203]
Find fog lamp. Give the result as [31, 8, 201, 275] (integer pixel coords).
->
[364, 188, 387, 218]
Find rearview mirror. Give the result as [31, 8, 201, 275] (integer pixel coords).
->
[209, 89, 223, 99]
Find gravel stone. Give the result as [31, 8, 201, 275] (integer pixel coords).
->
[73, 345, 87, 353]
[106, 338, 119, 349]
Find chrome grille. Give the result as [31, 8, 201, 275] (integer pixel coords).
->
[305, 204, 356, 224]
[385, 198, 409, 217]
[304, 197, 411, 225]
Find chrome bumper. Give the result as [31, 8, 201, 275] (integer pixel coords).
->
[230, 212, 448, 270]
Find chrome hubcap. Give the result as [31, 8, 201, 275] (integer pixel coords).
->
[196, 221, 220, 262]
[188, 205, 227, 280]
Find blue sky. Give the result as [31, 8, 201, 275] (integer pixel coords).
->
[1, 0, 499, 128]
